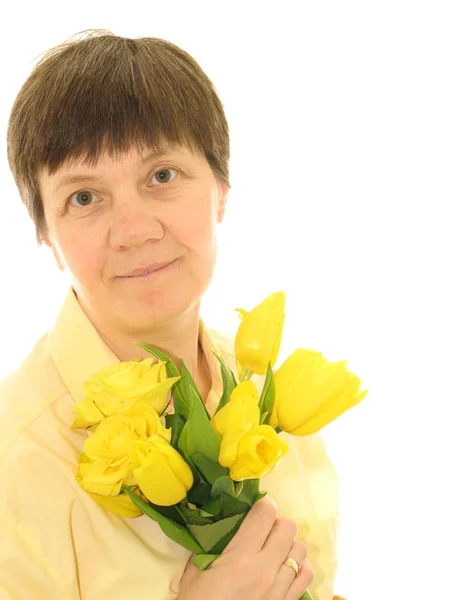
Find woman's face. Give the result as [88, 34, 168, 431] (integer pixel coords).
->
[39, 141, 228, 334]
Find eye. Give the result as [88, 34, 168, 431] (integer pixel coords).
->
[68, 190, 100, 207]
[151, 168, 177, 185]
[66, 168, 178, 208]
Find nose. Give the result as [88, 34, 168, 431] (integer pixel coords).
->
[109, 197, 165, 250]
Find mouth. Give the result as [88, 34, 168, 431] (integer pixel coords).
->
[117, 259, 178, 282]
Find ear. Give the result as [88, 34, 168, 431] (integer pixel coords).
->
[43, 230, 66, 272]
[217, 183, 229, 224]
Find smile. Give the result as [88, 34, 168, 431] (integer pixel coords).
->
[118, 259, 178, 282]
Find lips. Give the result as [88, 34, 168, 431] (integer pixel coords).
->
[120, 260, 174, 278]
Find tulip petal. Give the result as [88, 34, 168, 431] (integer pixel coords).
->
[234, 292, 285, 375]
[229, 425, 288, 481]
[134, 462, 188, 506]
[126, 376, 180, 415]
[72, 397, 105, 429]
[86, 491, 143, 518]
[276, 350, 360, 431]
[218, 430, 247, 467]
[289, 388, 368, 436]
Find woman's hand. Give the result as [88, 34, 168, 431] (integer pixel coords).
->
[177, 495, 314, 600]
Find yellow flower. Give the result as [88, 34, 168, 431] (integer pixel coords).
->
[269, 348, 368, 435]
[84, 489, 144, 518]
[79, 415, 140, 494]
[76, 471, 149, 517]
[235, 291, 285, 380]
[83, 415, 139, 462]
[211, 381, 260, 467]
[76, 451, 128, 497]
[227, 425, 289, 481]
[131, 436, 193, 506]
[72, 358, 180, 430]
[128, 403, 172, 443]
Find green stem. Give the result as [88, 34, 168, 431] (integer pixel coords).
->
[241, 368, 253, 382]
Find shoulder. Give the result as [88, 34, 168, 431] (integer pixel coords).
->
[0, 367, 83, 528]
[0, 330, 66, 404]
[0, 330, 71, 465]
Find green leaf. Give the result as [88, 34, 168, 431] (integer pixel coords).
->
[211, 475, 236, 498]
[234, 481, 243, 496]
[184, 452, 208, 486]
[177, 384, 222, 464]
[186, 503, 215, 518]
[187, 480, 212, 507]
[174, 505, 189, 523]
[201, 495, 221, 516]
[146, 500, 186, 525]
[212, 351, 238, 415]
[259, 411, 268, 425]
[219, 492, 252, 519]
[180, 360, 212, 422]
[123, 489, 203, 553]
[191, 452, 228, 485]
[237, 478, 267, 506]
[191, 553, 220, 571]
[134, 343, 188, 419]
[187, 512, 246, 553]
[258, 362, 275, 422]
[165, 412, 185, 449]
[177, 503, 216, 526]
[299, 592, 313, 600]
[208, 513, 248, 554]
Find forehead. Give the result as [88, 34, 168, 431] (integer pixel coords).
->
[61, 140, 199, 172]
[40, 140, 203, 190]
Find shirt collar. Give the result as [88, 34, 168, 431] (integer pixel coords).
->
[47, 286, 229, 415]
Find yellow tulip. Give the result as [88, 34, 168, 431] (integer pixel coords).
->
[75, 476, 149, 518]
[84, 490, 144, 518]
[72, 358, 180, 430]
[83, 415, 139, 462]
[228, 425, 289, 481]
[76, 451, 129, 497]
[131, 436, 193, 506]
[71, 389, 105, 431]
[235, 291, 285, 380]
[78, 415, 141, 495]
[128, 403, 172, 443]
[211, 381, 260, 468]
[269, 348, 368, 435]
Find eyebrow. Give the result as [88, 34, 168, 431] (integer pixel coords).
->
[53, 148, 174, 193]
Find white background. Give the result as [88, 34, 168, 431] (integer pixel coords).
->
[0, 2, 449, 598]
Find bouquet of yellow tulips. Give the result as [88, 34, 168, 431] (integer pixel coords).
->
[72, 291, 368, 600]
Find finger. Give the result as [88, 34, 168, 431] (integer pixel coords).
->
[222, 495, 278, 555]
[266, 540, 308, 600]
[260, 516, 298, 559]
[176, 554, 200, 596]
[285, 558, 315, 600]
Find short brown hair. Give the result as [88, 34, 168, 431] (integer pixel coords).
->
[6, 29, 231, 246]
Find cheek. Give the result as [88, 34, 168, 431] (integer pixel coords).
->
[60, 230, 105, 277]
[175, 201, 216, 250]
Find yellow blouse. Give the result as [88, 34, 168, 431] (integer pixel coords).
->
[0, 286, 343, 599]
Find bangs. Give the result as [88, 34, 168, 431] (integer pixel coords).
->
[18, 36, 217, 177]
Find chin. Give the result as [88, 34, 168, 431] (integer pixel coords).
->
[113, 289, 193, 331]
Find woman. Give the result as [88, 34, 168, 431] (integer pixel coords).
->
[1, 30, 343, 599]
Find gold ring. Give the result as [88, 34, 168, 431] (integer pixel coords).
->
[282, 556, 300, 577]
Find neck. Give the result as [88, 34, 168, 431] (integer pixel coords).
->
[74, 288, 208, 387]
